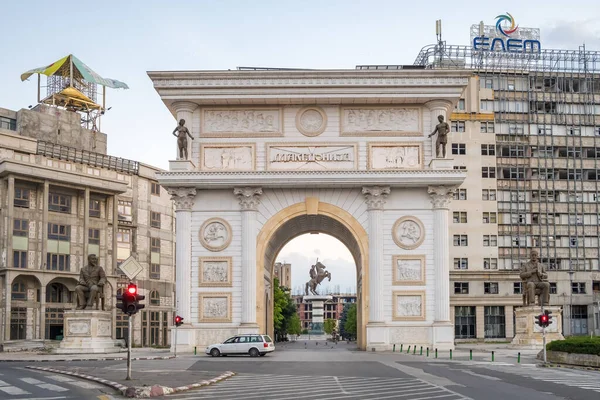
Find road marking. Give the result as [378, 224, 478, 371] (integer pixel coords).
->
[0, 385, 31, 395]
[459, 370, 502, 381]
[0, 379, 8, 386]
[333, 376, 350, 394]
[46, 376, 101, 389]
[38, 383, 70, 392]
[21, 377, 45, 384]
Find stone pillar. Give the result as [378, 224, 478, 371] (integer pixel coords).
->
[172, 101, 198, 161]
[362, 186, 390, 323]
[425, 100, 452, 159]
[112, 195, 118, 274]
[83, 188, 90, 264]
[428, 185, 456, 323]
[4, 273, 11, 341]
[40, 285, 46, 339]
[167, 188, 197, 322]
[41, 180, 49, 270]
[234, 187, 262, 327]
[7, 176, 14, 268]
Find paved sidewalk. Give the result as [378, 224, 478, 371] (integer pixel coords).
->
[0, 347, 173, 362]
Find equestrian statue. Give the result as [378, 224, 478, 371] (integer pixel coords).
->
[305, 260, 332, 296]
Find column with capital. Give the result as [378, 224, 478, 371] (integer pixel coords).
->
[234, 187, 262, 327]
[167, 188, 197, 322]
[428, 185, 456, 348]
[362, 186, 390, 323]
[171, 101, 198, 169]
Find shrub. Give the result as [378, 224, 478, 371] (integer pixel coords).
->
[546, 336, 600, 356]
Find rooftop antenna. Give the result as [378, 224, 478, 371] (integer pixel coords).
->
[435, 19, 443, 45]
[479, 21, 485, 37]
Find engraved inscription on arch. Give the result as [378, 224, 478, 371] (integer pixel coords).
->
[202, 108, 283, 137]
[341, 106, 421, 136]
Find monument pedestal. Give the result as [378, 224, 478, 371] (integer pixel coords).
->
[304, 295, 333, 338]
[511, 306, 565, 349]
[429, 158, 454, 170]
[169, 159, 196, 172]
[55, 310, 124, 354]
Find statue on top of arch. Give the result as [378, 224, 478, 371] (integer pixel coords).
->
[305, 259, 332, 296]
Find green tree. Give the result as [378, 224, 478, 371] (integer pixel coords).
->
[273, 278, 297, 340]
[324, 318, 336, 335]
[339, 303, 351, 339]
[344, 303, 357, 340]
[288, 313, 302, 336]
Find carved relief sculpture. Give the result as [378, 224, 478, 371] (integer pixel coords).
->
[201, 144, 255, 171]
[392, 216, 425, 250]
[393, 255, 426, 285]
[368, 144, 422, 170]
[296, 106, 327, 137]
[199, 257, 233, 287]
[199, 293, 232, 322]
[199, 218, 232, 252]
[341, 107, 420, 136]
[393, 291, 426, 320]
[203, 109, 282, 137]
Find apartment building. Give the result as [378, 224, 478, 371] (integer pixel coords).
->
[411, 41, 600, 339]
[273, 262, 291, 289]
[0, 105, 176, 349]
[294, 294, 356, 330]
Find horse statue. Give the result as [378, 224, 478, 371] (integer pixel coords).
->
[305, 260, 332, 296]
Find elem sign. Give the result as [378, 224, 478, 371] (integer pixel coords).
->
[472, 12, 541, 53]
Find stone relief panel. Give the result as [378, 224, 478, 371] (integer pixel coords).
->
[267, 143, 357, 171]
[296, 106, 327, 137]
[340, 106, 421, 136]
[199, 218, 232, 252]
[67, 319, 91, 336]
[199, 293, 232, 323]
[97, 320, 112, 337]
[393, 291, 426, 321]
[199, 257, 232, 287]
[202, 108, 283, 137]
[368, 143, 423, 170]
[392, 216, 425, 250]
[200, 144, 255, 171]
[389, 327, 430, 344]
[392, 255, 426, 286]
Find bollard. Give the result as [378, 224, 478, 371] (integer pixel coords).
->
[450, 349, 453, 360]
[469, 349, 472, 361]
[420, 346, 423, 356]
[400, 344, 403, 352]
[518, 352, 521, 364]
[393, 344, 396, 352]
[413, 346, 416, 355]
[427, 347, 429, 357]
[492, 351, 495, 362]
[435, 348, 438, 359]
[407, 345, 411, 354]
[194, 346, 197, 356]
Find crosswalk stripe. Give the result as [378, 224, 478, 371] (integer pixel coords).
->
[21, 377, 45, 384]
[0, 385, 31, 395]
[38, 383, 70, 392]
[46, 375, 101, 389]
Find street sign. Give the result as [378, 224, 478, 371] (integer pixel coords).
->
[118, 256, 143, 280]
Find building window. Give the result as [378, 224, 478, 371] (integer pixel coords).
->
[482, 167, 496, 178]
[453, 235, 468, 246]
[482, 212, 497, 224]
[453, 189, 467, 200]
[567, 169, 582, 181]
[538, 147, 554, 158]
[483, 258, 498, 269]
[151, 212, 161, 229]
[507, 79, 515, 90]
[453, 166, 466, 170]
[453, 258, 468, 270]
[514, 282, 523, 294]
[0, 116, 17, 130]
[452, 121, 466, 133]
[46, 284, 71, 303]
[571, 305, 588, 335]
[48, 193, 71, 213]
[454, 282, 469, 294]
[480, 122, 495, 133]
[118, 200, 133, 223]
[89, 199, 101, 218]
[150, 290, 160, 306]
[549, 282, 557, 294]
[151, 182, 161, 196]
[482, 189, 497, 201]
[11, 282, 27, 301]
[484, 282, 499, 294]
[13, 251, 27, 268]
[89, 229, 100, 245]
[151, 238, 161, 253]
[13, 219, 29, 237]
[150, 264, 160, 280]
[456, 99, 465, 111]
[571, 282, 586, 294]
[483, 235, 497, 247]
[567, 127, 581, 136]
[481, 144, 496, 156]
[48, 224, 70, 241]
[47, 254, 70, 271]
[455, 306, 476, 339]
[116, 314, 128, 340]
[452, 143, 466, 155]
[595, 127, 600, 136]
[14, 187, 30, 208]
[484, 306, 506, 338]
[453, 212, 467, 223]
[569, 237, 579, 247]
[509, 124, 524, 134]
[480, 100, 494, 111]
[117, 228, 131, 244]
[538, 127, 552, 135]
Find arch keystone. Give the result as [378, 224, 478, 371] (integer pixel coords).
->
[305, 197, 319, 215]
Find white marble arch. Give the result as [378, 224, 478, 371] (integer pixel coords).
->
[151, 67, 469, 352]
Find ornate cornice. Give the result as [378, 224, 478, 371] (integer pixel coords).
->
[428, 185, 457, 209]
[362, 186, 391, 210]
[234, 187, 263, 211]
[167, 187, 197, 211]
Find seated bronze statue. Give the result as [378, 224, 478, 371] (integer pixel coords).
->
[519, 250, 550, 307]
[75, 254, 107, 310]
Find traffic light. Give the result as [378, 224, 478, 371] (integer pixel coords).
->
[116, 283, 145, 315]
[544, 310, 553, 327]
[174, 315, 184, 327]
[535, 313, 543, 327]
[539, 312, 549, 327]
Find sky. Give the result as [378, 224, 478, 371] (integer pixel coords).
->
[1, 1, 599, 293]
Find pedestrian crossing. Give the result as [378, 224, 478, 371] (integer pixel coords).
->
[165, 373, 471, 400]
[0, 372, 103, 397]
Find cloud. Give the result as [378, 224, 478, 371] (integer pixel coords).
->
[544, 20, 600, 49]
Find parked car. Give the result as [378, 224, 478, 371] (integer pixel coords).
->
[205, 334, 275, 357]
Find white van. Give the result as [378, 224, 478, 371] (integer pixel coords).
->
[205, 334, 275, 357]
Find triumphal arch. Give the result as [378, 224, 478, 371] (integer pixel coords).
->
[149, 68, 469, 351]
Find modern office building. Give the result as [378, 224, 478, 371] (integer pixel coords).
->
[404, 23, 600, 339]
[0, 104, 176, 349]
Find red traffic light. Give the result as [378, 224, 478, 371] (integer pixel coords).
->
[174, 315, 184, 326]
[175, 316, 182, 323]
[127, 283, 137, 295]
[540, 314, 548, 324]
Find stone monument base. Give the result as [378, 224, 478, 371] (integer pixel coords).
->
[429, 158, 454, 170]
[55, 310, 125, 354]
[303, 295, 333, 335]
[169, 159, 196, 172]
[511, 306, 565, 349]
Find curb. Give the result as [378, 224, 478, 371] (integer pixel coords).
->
[26, 365, 235, 398]
[2, 355, 174, 362]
